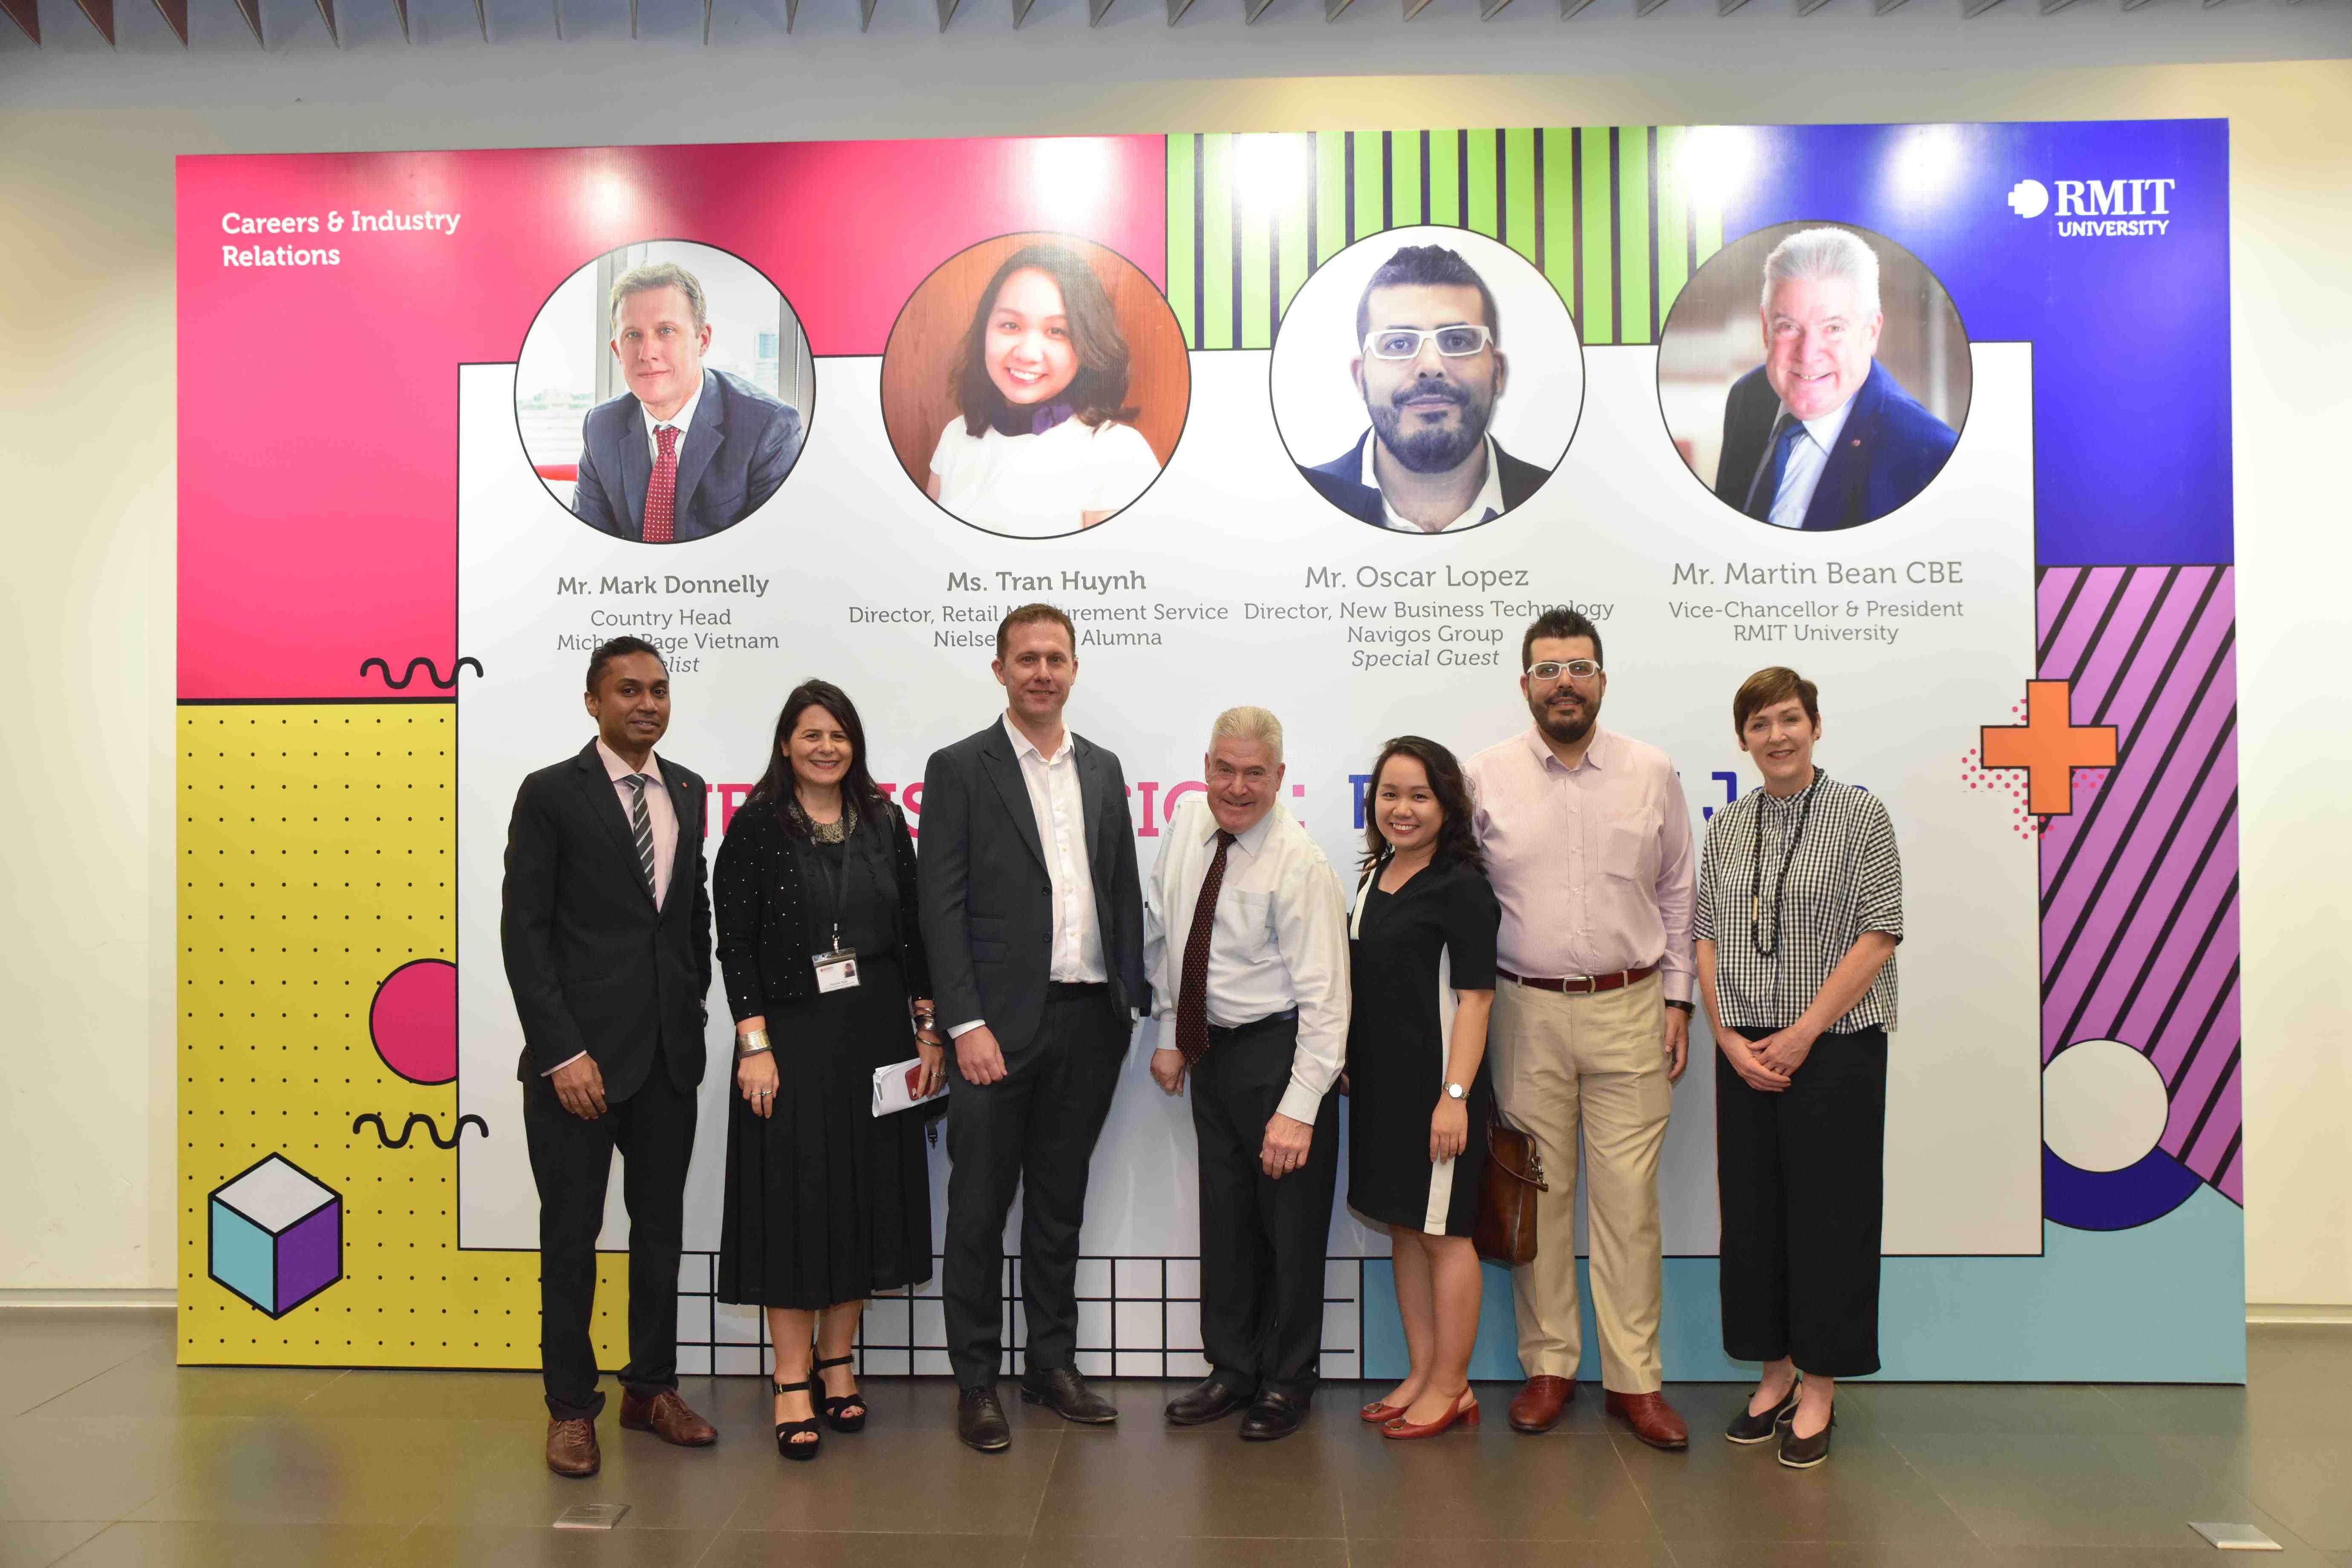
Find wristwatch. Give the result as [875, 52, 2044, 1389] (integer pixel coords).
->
[1444, 1082, 1467, 1101]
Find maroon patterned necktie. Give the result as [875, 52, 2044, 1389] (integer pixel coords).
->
[643, 424, 680, 544]
[1173, 830, 1236, 1068]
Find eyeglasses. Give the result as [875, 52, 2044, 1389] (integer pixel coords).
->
[1362, 325, 1494, 360]
[1526, 660, 1601, 681]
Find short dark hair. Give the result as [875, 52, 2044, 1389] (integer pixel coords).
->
[1355, 244, 1501, 348]
[956, 242, 1139, 437]
[1520, 608, 1603, 674]
[995, 602, 1077, 661]
[1360, 735, 1484, 876]
[1732, 666, 1821, 736]
[586, 635, 667, 695]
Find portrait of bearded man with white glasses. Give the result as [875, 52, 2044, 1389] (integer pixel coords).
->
[1294, 242, 1558, 535]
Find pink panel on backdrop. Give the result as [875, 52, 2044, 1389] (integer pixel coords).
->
[176, 136, 1167, 700]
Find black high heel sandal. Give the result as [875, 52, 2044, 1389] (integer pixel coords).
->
[772, 1377, 821, 1461]
[813, 1354, 868, 1433]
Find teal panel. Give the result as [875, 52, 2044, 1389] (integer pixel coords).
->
[210, 1200, 275, 1314]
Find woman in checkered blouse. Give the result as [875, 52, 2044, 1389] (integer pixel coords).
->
[1694, 667, 1902, 1471]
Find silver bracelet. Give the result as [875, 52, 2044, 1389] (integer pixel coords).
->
[735, 1028, 772, 1058]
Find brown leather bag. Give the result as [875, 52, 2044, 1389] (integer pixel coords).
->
[1472, 1120, 1548, 1266]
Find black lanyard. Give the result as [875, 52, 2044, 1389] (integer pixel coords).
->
[1749, 772, 1819, 959]
[790, 798, 858, 950]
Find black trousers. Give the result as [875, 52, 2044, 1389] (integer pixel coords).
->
[942, 985, 1125, 1390]
[1190, 1013, 1340, 1401]
[523, 1065, 697, 1421]
[1715, 1026, 1888, 1378]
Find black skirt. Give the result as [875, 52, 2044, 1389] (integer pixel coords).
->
[718, 951, 934, 1309]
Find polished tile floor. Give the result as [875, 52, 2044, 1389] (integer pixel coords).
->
[3, 1311, 2349, 1567]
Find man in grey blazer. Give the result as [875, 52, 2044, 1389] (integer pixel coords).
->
[570, 261, 805, 544]
[918, 603, 1147, 1453]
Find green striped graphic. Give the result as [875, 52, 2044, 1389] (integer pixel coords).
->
[1166, 127, 1727, 351]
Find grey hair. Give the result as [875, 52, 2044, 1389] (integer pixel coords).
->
[1208, 706, 1285, 764]
[608, 261, 709, 336]
[1760, 227, 1882, 318]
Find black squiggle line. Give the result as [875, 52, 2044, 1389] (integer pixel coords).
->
[352, 1112, 487, 1149]
[358, 656, 484, 691]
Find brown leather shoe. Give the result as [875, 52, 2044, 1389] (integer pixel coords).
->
[545, 1417, 600, 1477]
[1507, 1375, 1575, 1433]
[1605, 1389, 1690, 1450]
[619, 1388, 718, 1447]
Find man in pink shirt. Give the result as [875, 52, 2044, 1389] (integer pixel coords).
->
[1463, 608, 1696, 1450]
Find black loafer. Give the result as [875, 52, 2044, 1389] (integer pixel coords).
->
[957, 1385, 1012, 1452]
[1238, 1388, 1310, 1441]
[1778, 1412, 1834, 1469]
[1164, 1376, 1252, 1427]
[1725, 1381, 1801, 1445]
[1019, 1367, 1118, 1425]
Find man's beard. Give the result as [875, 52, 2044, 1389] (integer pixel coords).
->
[1529, 689, 1598, 746]
[1367, 379, 1493, 475]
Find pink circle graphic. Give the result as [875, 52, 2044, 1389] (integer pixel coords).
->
[369, 959, 457, 1085]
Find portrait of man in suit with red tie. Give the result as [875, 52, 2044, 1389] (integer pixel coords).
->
[1711, 227, 1960, 533]
[570, 262, 806, 544]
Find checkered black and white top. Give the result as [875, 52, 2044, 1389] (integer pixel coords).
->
[1694, 770, 1903, 1034]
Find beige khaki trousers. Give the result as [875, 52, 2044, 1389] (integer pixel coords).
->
[1487, 971, 1671, 1392]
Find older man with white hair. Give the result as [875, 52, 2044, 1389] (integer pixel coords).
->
[1712, 226, 1959, 532]
[1143, 706, 1351, 1442]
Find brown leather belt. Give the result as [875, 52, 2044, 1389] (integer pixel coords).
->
[1496, 963, 1657, 995]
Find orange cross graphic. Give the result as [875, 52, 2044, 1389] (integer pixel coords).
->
[1981, 680, 2118, 816]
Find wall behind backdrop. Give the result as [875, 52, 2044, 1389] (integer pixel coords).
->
[0, 47, 2344, 1331]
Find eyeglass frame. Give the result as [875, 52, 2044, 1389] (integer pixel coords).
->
[1525, 659, 1603, 682]
[1359, 324, 1497, 361]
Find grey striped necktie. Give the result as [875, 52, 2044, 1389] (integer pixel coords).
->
[620, 774, 657, 902]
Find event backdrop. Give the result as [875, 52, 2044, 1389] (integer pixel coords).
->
[178, 120, 2243, 1382]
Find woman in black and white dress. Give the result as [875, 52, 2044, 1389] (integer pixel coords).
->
[1344, 736, 1501, 1440]
[1696, 666, 1903, 1470]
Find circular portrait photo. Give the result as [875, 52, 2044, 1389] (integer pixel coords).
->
[1657, 222, 1969, 533]
[879, 233, 1190, 539]
[1270, 225, 1582, 536]
[515, 239, 815, 545]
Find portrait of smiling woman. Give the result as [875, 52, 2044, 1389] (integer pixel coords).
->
[880, 233, 1190, 538]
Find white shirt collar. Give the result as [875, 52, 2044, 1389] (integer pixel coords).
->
[1783, 392, 1857, 455]
[594, 738, 663, 784]
[641, 372, 706, 446]
[1362, 432, 1507, 534]
[1002, 711, 1074, 766]
[1202, 799, 1285, 857]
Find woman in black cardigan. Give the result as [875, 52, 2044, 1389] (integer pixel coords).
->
[717, 679, 944, 1461]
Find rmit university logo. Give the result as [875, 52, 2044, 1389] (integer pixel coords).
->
[2010, 176, 2178, 238]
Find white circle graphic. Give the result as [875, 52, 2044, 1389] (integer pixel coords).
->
[2007, 179, 2051, 219]
[2042, 1038, 2168, 1173]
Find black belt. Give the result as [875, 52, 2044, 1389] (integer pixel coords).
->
[1046, 981, 1109, 1000]
[1208, 1008, 1297, 1039]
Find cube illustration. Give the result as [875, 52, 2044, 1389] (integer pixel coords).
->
[208, 1154, 343, 1317]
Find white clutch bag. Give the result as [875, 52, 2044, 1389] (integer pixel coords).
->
[871, 1057, 947, 1118]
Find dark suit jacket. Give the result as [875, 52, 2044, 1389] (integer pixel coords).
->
[1298, 431, 1553, 530]
[501, 740, 713, 1101]
[917, 720, 1147, 1057]
[571, 368, 805, 543]
[1712, 360, 1960, 532]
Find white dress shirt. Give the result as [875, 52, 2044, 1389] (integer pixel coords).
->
[546, 740, 678, 1075]
[1765, 395, 1857, 531]
[1366, 433, 1507, 534]
[946, 714, 1106, 1039]
[1143, 795, 1351, 1125]
[640, 373, 706, 464]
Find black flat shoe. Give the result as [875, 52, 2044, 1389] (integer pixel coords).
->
[1164, 1376, 1252, 1427]
[1778, 1411, 1835, 1469]
[1238, 1388, 1310, 1441]
[957, 1385, 1012, 1453]
[813, 1354, 867, 1433]
[1019, 1366, 1118, 1425]
[1725, 1380, 1801, 1445]
[772, 1378, 821, 1462]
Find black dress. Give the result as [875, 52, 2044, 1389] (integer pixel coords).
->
[715, 802, 934, 1309]
[1344, 854, 1501, 1237]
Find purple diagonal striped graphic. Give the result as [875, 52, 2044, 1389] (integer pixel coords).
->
[2037, 565, 2241, 1204]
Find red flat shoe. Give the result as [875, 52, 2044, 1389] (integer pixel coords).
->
[1382, 1387, 1480, 1440]
[1359, 1399, 1407, 1424]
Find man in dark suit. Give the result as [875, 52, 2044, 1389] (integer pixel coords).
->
[502, 635, 718, 1478]
[918, 603, 1147, 1453]
[570, 262, 805, 544]
[1297, 242, 1553, 533]
[1712, 226, 1960, 532]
